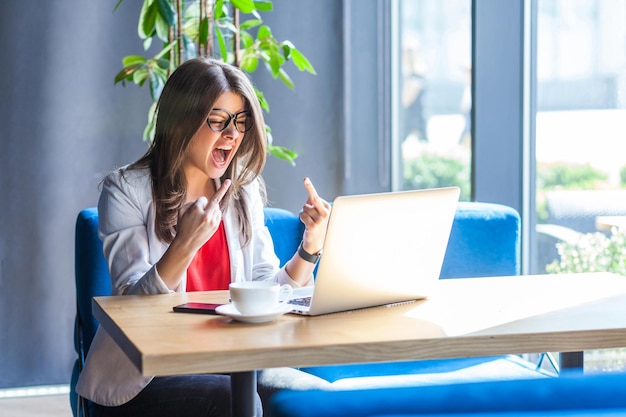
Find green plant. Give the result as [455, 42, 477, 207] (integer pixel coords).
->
[546, 228, 626, 276]
[536, 162, 615, 224]
[403, 154, 470, 201]
[537, 162, 608, 191]
[113, 0, 316, 165]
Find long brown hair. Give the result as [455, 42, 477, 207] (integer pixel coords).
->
[129, 58, 267, 245]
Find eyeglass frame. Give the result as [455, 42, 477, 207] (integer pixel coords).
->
[206, 108, 253, 134]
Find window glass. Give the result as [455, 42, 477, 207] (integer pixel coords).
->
[534, 0, 626, 274]
[397, 0, 472, 201]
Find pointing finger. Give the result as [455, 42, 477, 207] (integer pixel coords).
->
[212, 179, 232, 205]
[303, 177, 326, 212]
[303, 177, 319, 201]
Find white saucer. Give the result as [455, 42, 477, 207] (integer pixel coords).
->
[215, 303, 292, 323]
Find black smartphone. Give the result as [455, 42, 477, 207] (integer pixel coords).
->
[172, 302, 223, 315]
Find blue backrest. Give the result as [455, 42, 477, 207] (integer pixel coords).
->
[441, 202, 520, 278]
[74, 208, 111, 355]
[263, 207, 305, 267]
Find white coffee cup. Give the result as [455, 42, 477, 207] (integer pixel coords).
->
[229, 281, 293, 315]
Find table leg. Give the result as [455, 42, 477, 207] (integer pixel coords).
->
[231, 371, 258, 417]
[560, 351, 584, 371]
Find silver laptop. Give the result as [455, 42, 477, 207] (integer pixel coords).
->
[288, 186, 461, 316]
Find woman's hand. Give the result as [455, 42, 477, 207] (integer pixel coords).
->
[299, 177, 331, 255]
[156, 180, 231, 290]
[282, 178, 331, 286]
[175, 179, 232, 253]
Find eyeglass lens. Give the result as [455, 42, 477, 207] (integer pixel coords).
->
[207, 109, 253, 133]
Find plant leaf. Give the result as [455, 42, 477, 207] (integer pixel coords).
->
[257, 25, 271, 39]
[155, 11, 170, 42]
[266, 51, 285, 77]
[281, 43, 292, 60]
[114, 62, 145, 84]
[155, 0, 176, 26]
[268, 144, 297, 166]
[240, 32, 254, 48]
[138, 0, 157, 39]
[276, 68, 294, 89]
[155, 58, 170, 70]
[255, 88, 270, 112]
[133, 66, 149, 86]
[149, 71, 165, 102]
[230, 0, 256, 14]
[221, 21, 239, 35]
[290, 48, 316, 74]
[258, 44, 281, 75]
[182, 34, 198, 60]
[122, 55, 148, 66]
[143, 102, 158, 143]
[253, 1, 273, 12]
[214, 0, 225, 19]
[216, 27, 228, 63]
[113, 0, 124, 12]
[240, 19, 263, 30]
[240, 54, 259, 73]
[198, 16, 209, 46]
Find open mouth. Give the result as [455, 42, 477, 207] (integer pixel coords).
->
[212, 145, 233, 167]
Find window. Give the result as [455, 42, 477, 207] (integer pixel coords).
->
[534, 0, 626, 274]
[396, 0, 472, 201]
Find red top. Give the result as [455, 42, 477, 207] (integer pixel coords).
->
[186, 221, 231, 291]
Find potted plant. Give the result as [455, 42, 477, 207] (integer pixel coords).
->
[547, 227, 626, 276]
[113, 0, 316, 165]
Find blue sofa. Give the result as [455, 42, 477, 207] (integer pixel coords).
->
[70, 202, 550, 416]
[267, 371, 626, 417]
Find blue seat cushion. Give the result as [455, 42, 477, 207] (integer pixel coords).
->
[300, 355, 553, 390]
[267, 371, 626, 417]
[372, 412, 626, 417]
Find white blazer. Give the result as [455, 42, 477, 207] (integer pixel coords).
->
[77, 167, 309, 406]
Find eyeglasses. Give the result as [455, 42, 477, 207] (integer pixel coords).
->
[206, 108, 253, 134]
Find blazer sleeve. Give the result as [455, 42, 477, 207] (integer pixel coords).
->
[97, 169, 172, 295]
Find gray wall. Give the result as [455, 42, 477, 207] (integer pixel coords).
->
[0, 0, 343, 388]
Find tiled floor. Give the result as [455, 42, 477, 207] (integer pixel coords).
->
[0, 394, 72, 417]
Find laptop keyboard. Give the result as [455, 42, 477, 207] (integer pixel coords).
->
[288, 296, 312, 307]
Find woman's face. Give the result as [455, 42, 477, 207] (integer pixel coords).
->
[184, 91, 247, 182]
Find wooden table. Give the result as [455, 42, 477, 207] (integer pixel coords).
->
[93, 272, 626, 417]
[596, 215, 626, 232]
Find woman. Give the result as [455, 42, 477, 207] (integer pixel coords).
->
[76, 58, 331, 417]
